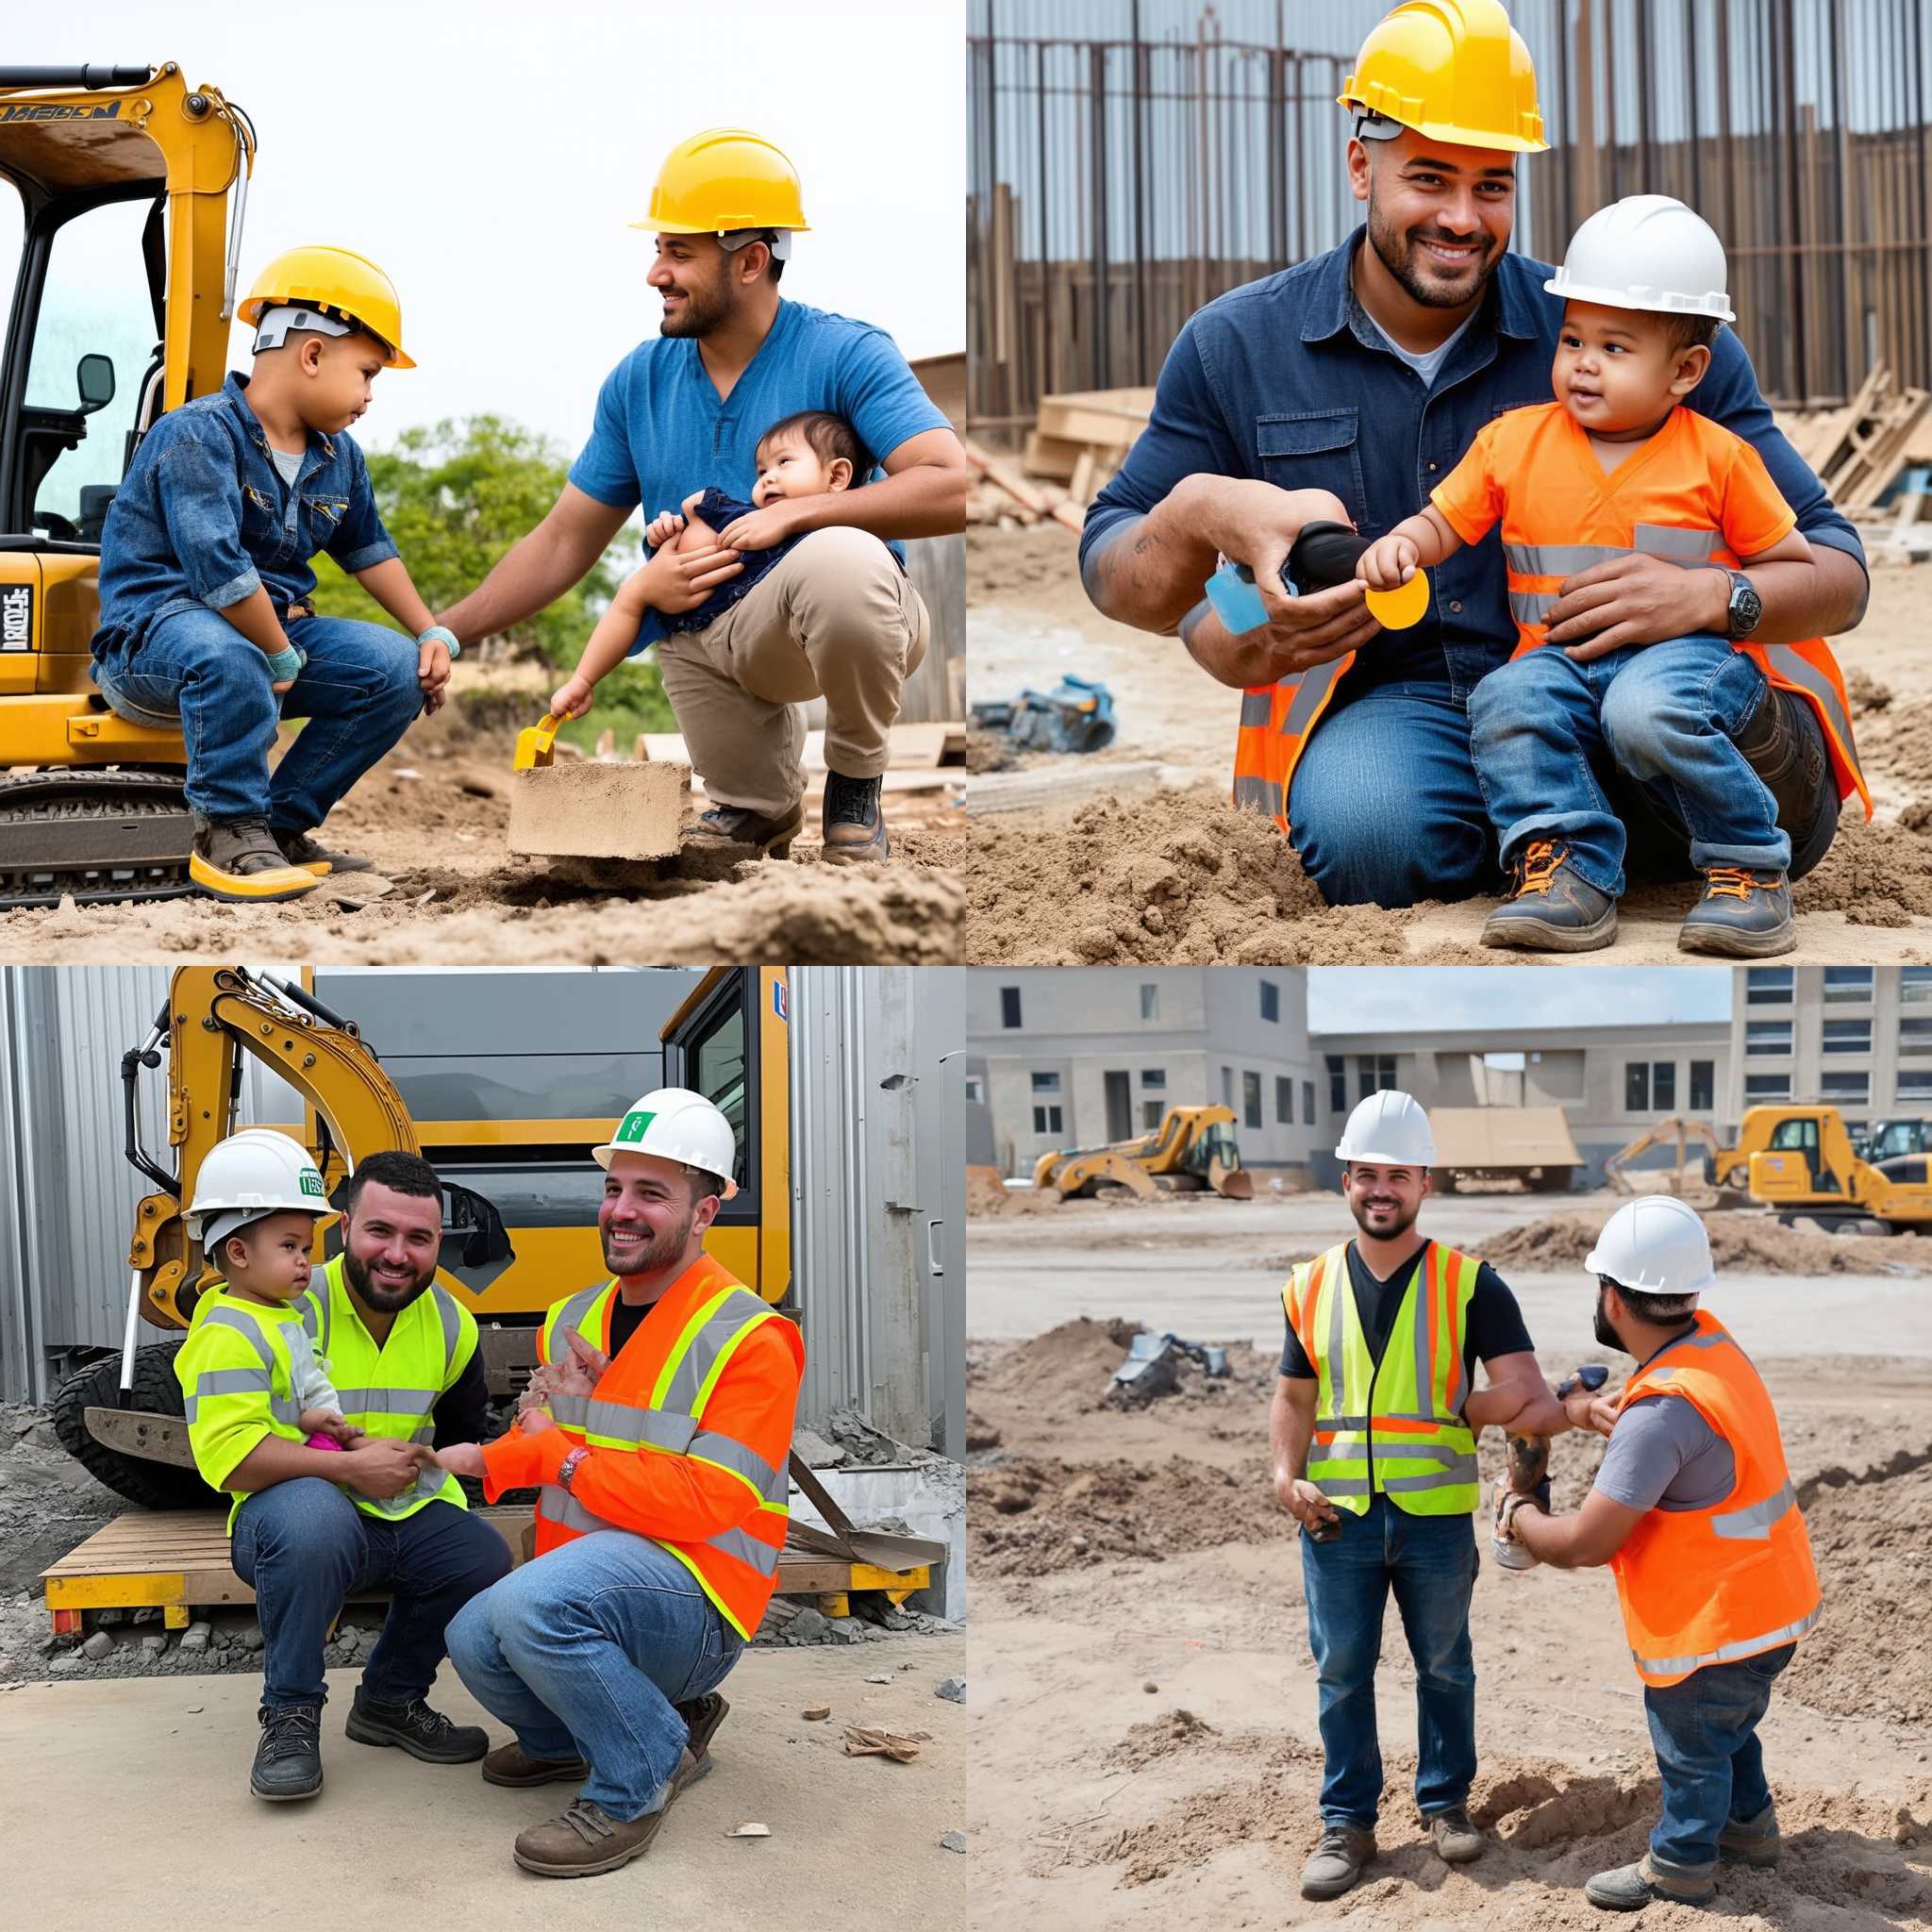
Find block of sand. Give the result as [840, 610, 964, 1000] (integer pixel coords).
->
[508, 759, 688, 860]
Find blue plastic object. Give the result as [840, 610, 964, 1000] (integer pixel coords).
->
[1205, 560, 1279, 637]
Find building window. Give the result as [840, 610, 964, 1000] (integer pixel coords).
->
[1141, 1067, 1166, 1089]
[1260, 980, 1280, 1024]
[1275, 1075, 1292, 1124]
[1903, 968, 1932, 1006]
[964, 1076, 984, 1104]
[1690, 1060, 1714, 1111]
[1625, 1062, 1649, 1112]
[1032, 1104, 1063, 1135]
[1653, 1062, 1675, 1110]
[1900, 1069, 1932, 1100]
[1824, 965, 1874, 1004]
[1745, 1021, 1793, 1057]
[1140, 983, 1158, 1021]
[1357, 1055, 1396, 1103]
[1744, 1073, 1792, 1101]
[1142, 1100, 1165, 1129]
[1000, 986, 1023, 1028]
[1327, 1056, 1347, 1114]
[1822, 1071, 1870, 1105]
[1901, 1018, 1932, 1058]
[1243, 1071, 1262, 1130]
[1222, 1067, 1234, 1108]
[1823, 1019, 1872, 1055]
[1303, 1080, 1315, 1125]
[1744, 967, 1793, 1005]
[1031, 1071, 1061, 1093]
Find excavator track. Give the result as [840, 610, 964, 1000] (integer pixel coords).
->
[0, 768, 194, 908]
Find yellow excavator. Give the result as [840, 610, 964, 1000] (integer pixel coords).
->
[1032, 1104, 1255, 1202]
[0, 63, 257, 905]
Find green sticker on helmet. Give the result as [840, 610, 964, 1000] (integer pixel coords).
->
[300, 1170, 325, 1197]
[616, 1109, 657, 1143]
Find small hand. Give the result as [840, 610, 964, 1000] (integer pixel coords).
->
[1357, 534, 1420, 592]
[715, 500, 806, 552]
[417, 635, 452, 698]
[271, 678, 295, 696]
[645, 509, 688, 551]
[550, 674, 595, 722]
[436, 1442, 486, 1478]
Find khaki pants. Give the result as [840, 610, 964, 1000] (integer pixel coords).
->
[655, 526, 929, 818]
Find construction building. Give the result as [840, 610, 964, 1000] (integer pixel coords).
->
[1725, 965, 1932, 1124]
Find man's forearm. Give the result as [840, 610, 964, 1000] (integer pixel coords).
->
[1270, 1383, 1315, 1482]
[797, 459, 966, 541]
[1083, 488, 1224, 634]
[440, 523, 600, 646]
[225, 1434, 356, 1493]
[1742, 542, 1869, 644]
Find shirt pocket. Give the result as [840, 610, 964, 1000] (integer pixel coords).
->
[1256, 408, 1368, 535]
[240, 482, 282, 551]
[303, 492, 349, 555]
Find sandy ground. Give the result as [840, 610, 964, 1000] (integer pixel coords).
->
[966, 1185, 1932, 1928]
[966, 525, 1932, 965]
[0, 1644, 966, 1929]
[1, 664, 963, 965]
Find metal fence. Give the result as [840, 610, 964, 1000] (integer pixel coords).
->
[969, 0, 1932, 425]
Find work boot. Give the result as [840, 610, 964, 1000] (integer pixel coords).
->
[1427, 1805, 1485, 1864]
[511, 1747, 710, 1878]
[274, 826, 375, 876]
[1718, 1802, 1781, 1867]
[677, 1690, 730, 1767]
[1481, 839, 1616, 952]
[343, 1686, 489, 1764]
[686, 799, 805, 859]
[1584, 1853, 1717, 1911]
[250, 1702, 324, 1801]
[1299, 1824, 1376, 1900]
[189, 814, 319, 903]
[481, 1740, 591, 1788]
[1676, 868, 1796, 957]
[821, 770, 888, 865]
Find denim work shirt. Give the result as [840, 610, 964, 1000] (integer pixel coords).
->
[92, 370, 398, 658]
[1082, 230, 1867, 699]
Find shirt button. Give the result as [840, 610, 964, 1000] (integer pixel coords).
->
[1428, 461, 1439, 473]
[1449, 600, 1463, 614]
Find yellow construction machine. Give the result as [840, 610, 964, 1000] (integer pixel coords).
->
[0, 63, 257, 905]
[1732, 1105, 1932, 1233]
[1032, 1104, 1255, 1201]
[1604, 1116, 1738, 1199]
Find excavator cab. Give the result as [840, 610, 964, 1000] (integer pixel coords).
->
[0, 63, 255, 906]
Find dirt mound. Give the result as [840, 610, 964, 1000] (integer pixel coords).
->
[971, 1319, 1272, 1423]
[1478, 1213, 1932, 1276]
[965, 786, 1413, 964]
[1105, 1707, 1224, 1771]
[969, 1453, 1292, 1575]
[967, 1168, 1060, 1215]
[1847, 667, 1895, 715]
[1796, 816, 1932, 926]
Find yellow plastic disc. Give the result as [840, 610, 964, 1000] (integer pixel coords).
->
[1364, 567, 1431, 631]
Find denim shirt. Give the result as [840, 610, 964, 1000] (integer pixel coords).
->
[1082, 230, 1866, 700]
[92, 370, 398, 657]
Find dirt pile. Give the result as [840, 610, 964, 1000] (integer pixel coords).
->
[971, 1318, 1272, 1422]
[1795, 816, 1932, 927]
[965, 786, 1412, 964]
[968, 1168, 1061, 1216]
[1477, 1213, 1932, 1276]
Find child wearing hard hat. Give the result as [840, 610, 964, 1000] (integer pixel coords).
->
[89, 246, 463, 903]
[1357, 194, 1870, 960]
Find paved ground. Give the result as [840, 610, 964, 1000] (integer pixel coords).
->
[0, 1642, 966, 1928]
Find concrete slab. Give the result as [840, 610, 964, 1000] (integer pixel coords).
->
[508, 759, 688, 860]
[0, 1641, 966, 1927]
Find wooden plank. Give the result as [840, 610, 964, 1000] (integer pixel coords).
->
[1035, 400, 1147, 447]
[966, 760, 1165, 815]
[1022, 430, 1084, 482]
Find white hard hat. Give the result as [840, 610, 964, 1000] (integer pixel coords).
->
[1585, 1196, 1715, 1297]
[1544, 194, 1736, 323]
[591, 1088, 739, 1200]
[1336, 1090, 1437, 1167]
[187, 1128, 328, 1252]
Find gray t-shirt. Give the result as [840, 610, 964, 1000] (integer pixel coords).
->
[1361, 307, 1479, 391]
[269, 445, 304, 488]
[1592, 1393, 1738, 1514]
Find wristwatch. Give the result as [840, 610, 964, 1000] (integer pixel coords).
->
[1713, 566, 1762, 640]
[558, 1447, 589, 1494]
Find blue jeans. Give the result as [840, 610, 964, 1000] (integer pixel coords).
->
[445, 1531, 745, 1822]
[92, 606, 424, 827]
[1467, 637, 1790, 895]
[1300, 1493, 1479, 1828]
[1641, 1643, 1792, 1872]
[229, 1481, 512, 1712]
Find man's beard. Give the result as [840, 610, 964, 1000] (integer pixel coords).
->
[1349, 1191, 1418, 1241]
[658, 280, 730, 339]
[1593, 1286, 1622, 1353]
[603, 1205, 694, 1279]
[1366, 186, 1497, 310]
[343, 1245, 435, 1316]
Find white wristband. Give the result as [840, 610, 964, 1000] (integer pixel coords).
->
[418, 623, 461, 660]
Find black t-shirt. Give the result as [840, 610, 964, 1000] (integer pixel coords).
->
[608, 1291, 650, 1362]
[1279, 1238, 1534, 1388]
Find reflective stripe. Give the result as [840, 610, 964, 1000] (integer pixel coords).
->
[431, 1285, 460, 1375]
[549, 1393, 590, 1428]
[183, 1386, 303, 1427]
[539, 1485, 613, 1536]
[581, 1400, 698, 1454]
[1509, 589, 1557, 625]
[1232, 774, 1284, 817]
[1710, 1478, 1796, 1541]
[1637, 1602, 1823, 1677]
[1633, 523, 1723, 561]
[708, 1524, 780, 1576]
[1762, 644, 1860, 779]
[1313, 1478, 1373, 1497]
[1325, 1253, 1347, 1421]
[1239, 690, 1274, 729]
[538, 1487, 783, 1578]
[192, 1366, 272, 1400]
[300, 1295, 323, 1345]
[1282, 660, 1342, 738]
[545, 1282, 611, 1364]
[689, 1430, 787, 1504]
[1410, 1243, 1431, 1428]
[1380, 1457, 1479, 1492]
[200, 1307, 276, 1371]
[333, 1387, 438, 1417]
[658, 1290, 774, 1414]
[1503, 541, 1625, 576]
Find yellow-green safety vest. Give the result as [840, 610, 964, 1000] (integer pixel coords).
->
[299, 1255, 478, 1523]
[176, 1288, 313, 1532]
[1283, 1240, 1483, 1517]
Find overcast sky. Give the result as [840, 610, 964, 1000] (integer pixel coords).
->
[6, 0, 962, 460]
[1307, 968, 1733, 1035]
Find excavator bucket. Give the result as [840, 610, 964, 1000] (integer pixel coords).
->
[1208, 1158, 1254, 1200]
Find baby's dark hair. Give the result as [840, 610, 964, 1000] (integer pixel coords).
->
[757, 410, 868, 478]
[1660, 312, 1723, 354]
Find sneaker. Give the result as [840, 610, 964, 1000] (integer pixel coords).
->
[1427, 1804, 1485, 1864]
[511, 1747, 710, 1878]
[1584, 1854, 1717, 1911]
[250, 1702, 324, 1802]
[273, 826, 375, 875]
[821, 770, 888, 865]
[1481, 839, 1617, 952]
[686, 800, 804, 859]
[1677, 867, 1795, 957]
[343, 1687, 488, 1764]
[189, 814, 319, 903]
[1299, 1823, 1376, 1901]
[1718, 1802, 1780, 1867]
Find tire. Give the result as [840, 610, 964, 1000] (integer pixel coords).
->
[51, 1341, 225, 1510]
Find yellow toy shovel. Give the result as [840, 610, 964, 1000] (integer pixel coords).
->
[512, 712, 559, 772]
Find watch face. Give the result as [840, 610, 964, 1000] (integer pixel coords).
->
[1732, 577, 1761, 635]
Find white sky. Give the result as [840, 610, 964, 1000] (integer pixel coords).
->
[4, 0, 964, 459]
[1307, 967, 1733, 1034]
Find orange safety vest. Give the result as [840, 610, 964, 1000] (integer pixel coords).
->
[534, 1255, 802, 1640]
[1607, 1309, 1821, 1688]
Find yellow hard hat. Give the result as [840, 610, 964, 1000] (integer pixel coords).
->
[635, 126, 811, 237]
[1338, 0, 1549, 154]
[238, 245, 416, 369]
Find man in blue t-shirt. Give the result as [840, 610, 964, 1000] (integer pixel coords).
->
[441, 129, 967, 865]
